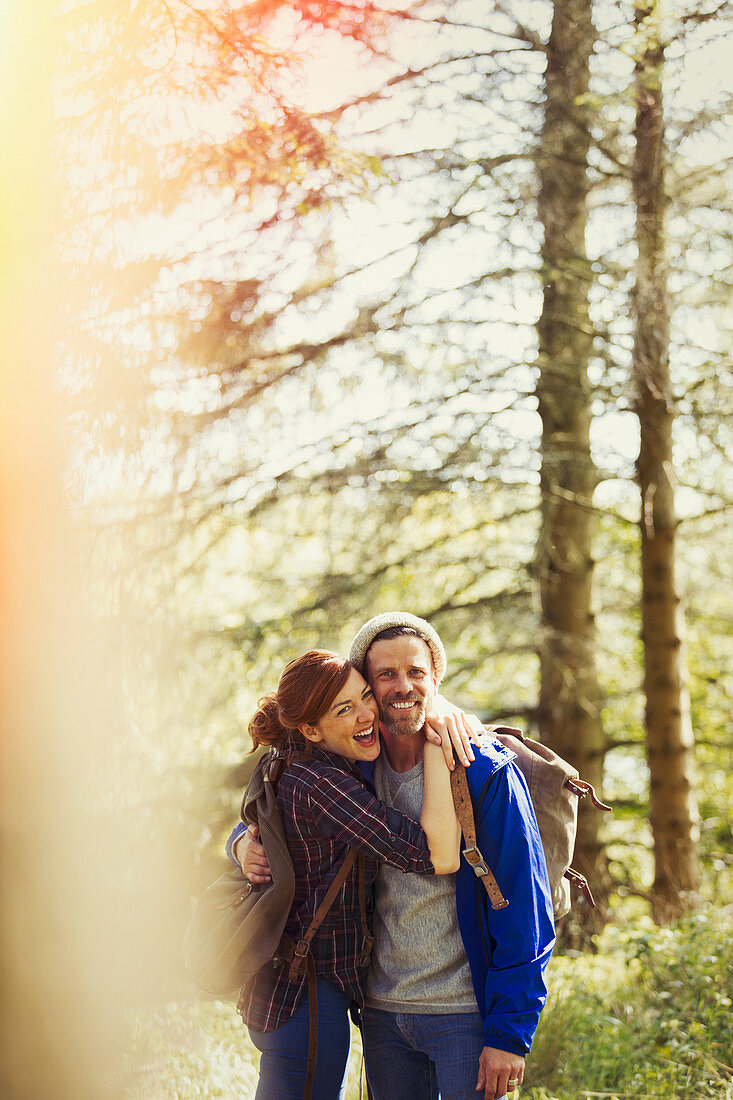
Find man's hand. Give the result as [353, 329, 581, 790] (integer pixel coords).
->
[476, 1047, 524, 1099]
[234, 824, 271, 884]
[424, 693, 480, 769]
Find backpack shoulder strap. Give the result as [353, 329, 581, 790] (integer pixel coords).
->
[450, 764, 508, 910]
[279, 849, 361, 1100]
[285, 847, 359, 980]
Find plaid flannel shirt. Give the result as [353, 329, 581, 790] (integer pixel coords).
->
[241, 745, 434, 1033]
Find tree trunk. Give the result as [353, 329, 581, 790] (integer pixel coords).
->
[535, 0, 610, 934]
[632, 0, 700, 924]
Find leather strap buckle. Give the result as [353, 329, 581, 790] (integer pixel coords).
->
[288, 939, 312, 981]
[463, 845, 490, 876]
[357, 934, 374, 968]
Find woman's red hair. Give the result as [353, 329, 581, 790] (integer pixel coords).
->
[249, 650, 353, 753]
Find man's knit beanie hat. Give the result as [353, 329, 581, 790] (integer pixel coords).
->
[348, 612, 447, 685]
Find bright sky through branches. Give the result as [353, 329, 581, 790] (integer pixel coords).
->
[54, 0, 731, 521]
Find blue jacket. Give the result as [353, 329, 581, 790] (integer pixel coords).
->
[227, 736, 555, 1055]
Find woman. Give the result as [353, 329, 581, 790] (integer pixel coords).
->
[239, 649, 461, 1100]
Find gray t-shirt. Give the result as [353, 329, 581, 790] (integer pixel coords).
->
[365, 755, 478, 1014]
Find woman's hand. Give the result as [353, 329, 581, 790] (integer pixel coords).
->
[424, 693, 482, 769]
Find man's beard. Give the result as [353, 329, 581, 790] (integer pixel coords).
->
[379, 693, 430, 737]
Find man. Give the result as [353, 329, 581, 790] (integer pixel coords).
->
[231, 613, 555, 1100]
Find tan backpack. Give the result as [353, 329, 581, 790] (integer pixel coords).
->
[451, 726, 611, 921]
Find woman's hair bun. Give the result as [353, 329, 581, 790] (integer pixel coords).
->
[248, 692, 286, 749]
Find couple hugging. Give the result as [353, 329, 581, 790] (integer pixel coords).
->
[225, 612, 555, 1100]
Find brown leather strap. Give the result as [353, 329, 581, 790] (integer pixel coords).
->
[303, 951, 318, 1100]
[450, 764, 509, 910]
[356, 851, 374, 967]
[564, 867, 597, 907]
[267, 747, 311, 786]
[288, 847, 359, 980]
[357, 852, 369, 936]
[266, 748, 362, 980]
[279, 846, 360, 1099]
[565, 777, 612, 811]
[266, 754, 286, 786]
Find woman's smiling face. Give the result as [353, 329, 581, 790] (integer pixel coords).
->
[300, 668, 380, 762]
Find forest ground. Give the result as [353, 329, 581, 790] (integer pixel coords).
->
[113, 909, 732, 1099]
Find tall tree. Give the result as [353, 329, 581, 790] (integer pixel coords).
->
[63, 0, 731, 927]
[632, 0, 700, 923]
[535, 0, 610, 928]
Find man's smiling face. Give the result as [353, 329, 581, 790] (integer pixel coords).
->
[365, 634, 439, 737]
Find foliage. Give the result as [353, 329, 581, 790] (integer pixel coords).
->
[525, 909, 733, 1099]
[112, 911, 732, 1098]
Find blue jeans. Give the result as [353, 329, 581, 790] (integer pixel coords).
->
[362, 1006, 489, 1100]
[249, 979, 351, 1100]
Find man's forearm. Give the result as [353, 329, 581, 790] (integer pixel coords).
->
[225, 821, 247, 866]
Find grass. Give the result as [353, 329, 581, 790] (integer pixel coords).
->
[114, 997, 368, 1099]
[114, 909, 732, 1099]
[524, 909, 733, 1099]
